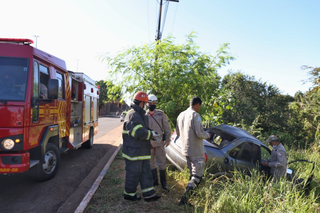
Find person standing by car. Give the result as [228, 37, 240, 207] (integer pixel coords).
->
[122, 91, 162, 202]
[146, 94, 171, 191]
[262, 135, 287, 181]
[176, 96, 211, 206]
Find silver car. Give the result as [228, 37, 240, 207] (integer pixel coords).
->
[166, 124, 272, 178]
[166, 124, 314, 186]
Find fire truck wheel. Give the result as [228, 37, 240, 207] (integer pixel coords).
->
[83, 128, 94, 149]
[30, 143, 60, 182]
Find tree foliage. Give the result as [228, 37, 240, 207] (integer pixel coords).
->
[219, 72, 294, 132]
[95, 80, 123, 107]
[100, 32, 319, 149]
[301, 65, 320, 88]
[202, 71, 303, 146]
[102, 32, 234, 127]
[289, 66, 320, 147]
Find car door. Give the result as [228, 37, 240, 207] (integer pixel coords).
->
[168, 135, 187, 171]
[227, 141, 260, 175]
[260, 145, 271, 175]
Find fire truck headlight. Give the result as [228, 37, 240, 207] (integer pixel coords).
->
[2, 139, 15, 150]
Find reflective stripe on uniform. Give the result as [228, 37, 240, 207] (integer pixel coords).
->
[123, 130, 128, 134]
[141, 186, 154, 193]
[122, 153, 151, 161]
[124, 190, 136, 196]
[146, 130, 151, 140]
[131, 124, 143, 137]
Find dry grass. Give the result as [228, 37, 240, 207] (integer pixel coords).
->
[85, 150, 189, 213]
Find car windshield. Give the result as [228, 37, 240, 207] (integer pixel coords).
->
[0, 57, 29, 101]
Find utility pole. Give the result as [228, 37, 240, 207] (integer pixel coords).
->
[33, 35, 40, 48]
[155, 0, 179, 42]
[155, 0, 163, 42]
[154, 0, 179, 81]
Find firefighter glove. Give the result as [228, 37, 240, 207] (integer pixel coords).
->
[151, 130, 161, 143]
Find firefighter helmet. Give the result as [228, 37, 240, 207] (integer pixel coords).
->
[148, 94, 158, 103]
[134, 91, 148, 103]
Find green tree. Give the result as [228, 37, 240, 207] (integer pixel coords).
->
[288, 65, 320, 147]
[217, 72, 297, 143]
[102, 32, 234, 128]
[95, 80, 123, 108]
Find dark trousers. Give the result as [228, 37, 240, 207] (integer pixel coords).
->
[124, 159, 155, 197]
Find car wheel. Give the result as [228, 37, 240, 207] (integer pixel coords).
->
[83, 128, 94, 149]
[30, 143, 60, 181]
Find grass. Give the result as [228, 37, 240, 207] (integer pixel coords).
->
[84, 148, 188, 213]
[85, 146, 320, 213]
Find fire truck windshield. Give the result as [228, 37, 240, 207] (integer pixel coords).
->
[0, 57, 29, 101]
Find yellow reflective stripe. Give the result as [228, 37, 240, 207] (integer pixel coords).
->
[146, 130, 151, 140]
[141, 187, 154, 193]
[124, 190, 136, 196]
[131, 124, 143, 137]
[123, 130, 128, 134]
[122, 153, 151, 161]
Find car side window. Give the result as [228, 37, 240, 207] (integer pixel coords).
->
[240, 142, 260, 163]
[229, 142, 260, 164]
[56, 72, 65, 99]
[228, 143, 243, 159]
[261, 146, 271, 161]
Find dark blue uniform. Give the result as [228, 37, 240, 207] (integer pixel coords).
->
[122, 104, 155, 198]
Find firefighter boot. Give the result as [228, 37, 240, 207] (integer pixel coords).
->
[151, 169, 159, 186]
[144, 193, 161, 202]
[160, 170, 169, 191]
[124, 194, 141, 201]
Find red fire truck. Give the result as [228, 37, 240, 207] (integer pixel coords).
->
[0, 38, 99, 181]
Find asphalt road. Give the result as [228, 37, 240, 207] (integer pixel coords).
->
[0, 116, 122, 213]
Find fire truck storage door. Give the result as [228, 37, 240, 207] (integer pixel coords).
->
[83, 95, 91, 141]
[84, 96, 91, 124]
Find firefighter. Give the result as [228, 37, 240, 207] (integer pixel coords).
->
[262, 135, 287, 181]
[146, 94, 171, 191]
[176, 96, 211, 206]
[122, 91, 162, 202]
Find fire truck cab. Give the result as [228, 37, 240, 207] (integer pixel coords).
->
[0, 38, 99, 181]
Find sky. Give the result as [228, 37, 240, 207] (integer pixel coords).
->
[1, 0, 319, 96]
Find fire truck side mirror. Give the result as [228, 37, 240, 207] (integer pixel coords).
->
[48, 79, 59, 100]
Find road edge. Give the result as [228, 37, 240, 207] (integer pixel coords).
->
[56, 124, 123, 213]
[75, 143, 122, 213]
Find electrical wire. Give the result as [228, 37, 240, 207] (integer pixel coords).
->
[171, 2, 178, 34]
[160, 0, 169, 38]
[156, 0, 168, 5]
[147, 0, 150, 41]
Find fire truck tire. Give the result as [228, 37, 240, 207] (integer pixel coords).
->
[83, 128, 94, 149]
[30, 143, 60, 182]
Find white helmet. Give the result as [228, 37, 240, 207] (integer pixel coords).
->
[148, 94, 158, 103]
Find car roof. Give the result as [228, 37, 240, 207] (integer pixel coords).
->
[211, 124, 258, 141]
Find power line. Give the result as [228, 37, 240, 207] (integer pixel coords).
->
[160, 0, 169, 35]
[155, 0, 179, 42]
[147, 0, 150, 41]
[171, 3, 178, 34]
